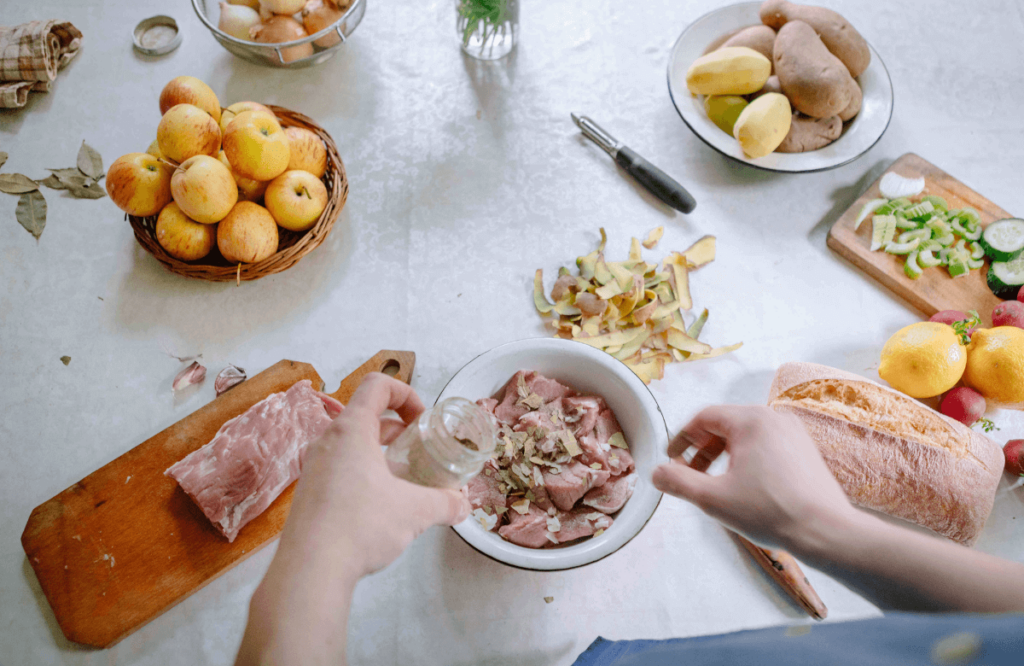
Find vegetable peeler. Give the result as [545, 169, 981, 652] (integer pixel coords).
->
[572, 113, 697, 214]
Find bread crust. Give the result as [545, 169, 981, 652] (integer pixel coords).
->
[768, 362, 1003, 546]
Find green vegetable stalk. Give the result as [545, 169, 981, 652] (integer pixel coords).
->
[457, 0, 512, 49]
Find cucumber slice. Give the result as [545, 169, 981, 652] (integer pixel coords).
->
[884, 238, 921, 255]
[899, 228, 931, 243]
[918, 248, 942, 267]
[969, 241, 985, 260]
[903, 251, 923, 279]
[871, 215, 897, 251]
[988, 254, 1024, 298]
[919, 195, 948, 213]
[979, 218, 1024, 262]
[853, 198, 888, 231]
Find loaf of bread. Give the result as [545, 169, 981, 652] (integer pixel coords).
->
[767, 362, 1003, 546]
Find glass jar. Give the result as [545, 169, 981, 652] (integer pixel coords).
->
[455, 0, 518, 61]
[386, 397, 496, 489]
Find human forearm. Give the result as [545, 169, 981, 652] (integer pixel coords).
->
[793, 509, 1024, 613]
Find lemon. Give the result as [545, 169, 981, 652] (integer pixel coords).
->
[879, 322, 967, 398]
[963, 327, 1024, 406]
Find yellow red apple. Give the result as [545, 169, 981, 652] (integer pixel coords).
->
[264, 169, 328, 232]
[146, 139, 164, 160]
[159, 76, 222, 124]
[105, 153, 173, 217]
[284, 127, 327, 178]
[222, 110, 290, 182]
[217, 201, 279, 263]
[220, 101, 275, 134]
[170, 155, 238, 224]
[218, 150, 268, 202]
[157, 103, 222, 164]
[156, 202, 217, 261]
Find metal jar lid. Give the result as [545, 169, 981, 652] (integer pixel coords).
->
[133, 16, 182, 56]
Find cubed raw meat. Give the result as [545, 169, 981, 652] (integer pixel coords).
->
[552, 508, 614, 544]
[582, 473, 637, 514]
[543, 460, 610, 511]
[498, 505, 551, 548]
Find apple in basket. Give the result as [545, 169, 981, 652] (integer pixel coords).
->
[218, 151, 268, 203]
[284, 127, 328, 179]
[218, 201, 279, 263]
[170, 155, 238, 224]
[265, 170, 328, 232]
[155, 202, 216, 262]
[157, 103, 222, 164]
[220, 101, 276, 134]
[223, 110, 290, 182]
[105, 153, 173, 217]
[159, 76, 222, 124]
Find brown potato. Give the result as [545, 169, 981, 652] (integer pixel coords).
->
[838, 76, 862, 121]
[721, 25, 777, 72]
[747, 74, 782, 101]
[776, 113, 842, 153]
[773, 20, 853, 119]
[759, 0, 870, 77]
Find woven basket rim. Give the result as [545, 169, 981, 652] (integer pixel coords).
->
[129, 105, 347, 282]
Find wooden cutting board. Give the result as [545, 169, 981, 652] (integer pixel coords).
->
[827, 153, 1013, 326]
[21, 350, 415, 649]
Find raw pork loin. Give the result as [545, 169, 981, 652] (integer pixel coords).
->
[468, 371, 636, 549]
[165, 380, 343, 542]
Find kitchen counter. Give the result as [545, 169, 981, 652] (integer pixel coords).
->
[2, 1, 1022, 664]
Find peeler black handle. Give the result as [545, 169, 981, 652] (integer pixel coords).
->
[615, 146, 697, 214]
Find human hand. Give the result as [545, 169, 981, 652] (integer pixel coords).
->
[277, 372, 472, 580]
[652, 405, 856, 552]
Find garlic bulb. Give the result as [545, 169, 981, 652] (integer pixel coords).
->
[250, 16, 314, 62]
[218, 1, 261, 40]
[302, 0, 344, 48]
[259, 0, 306, 15]
[227, 0, 261, 10]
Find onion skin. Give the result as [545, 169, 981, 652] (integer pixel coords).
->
[250, 16, 314, 63]
[227, 0, 261, 11]
[218, 2, 261, 40]
[302, 0, 344, 47]
[259, 0, 306, 15]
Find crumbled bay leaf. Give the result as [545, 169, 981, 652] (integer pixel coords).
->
[39, 174, 66, 190]
[0, 173, 39, 194]
[60, 356, 71, 366]
[16, 190, 46, 240]
[0, 152, 8, 170]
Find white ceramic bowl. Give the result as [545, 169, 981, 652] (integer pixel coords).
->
[667, 1, 893, 173]
[440, 338, 668, 571]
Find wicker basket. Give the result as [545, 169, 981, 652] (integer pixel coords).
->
[129, 105, 347, 282]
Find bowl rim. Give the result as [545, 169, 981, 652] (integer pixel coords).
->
[440, 337, 668, 571]
[666, 0, 895, 174]
[191, 0, 364, 49]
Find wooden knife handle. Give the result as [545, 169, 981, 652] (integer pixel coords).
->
[678, 431, 828, 620]
[328, 350, 415, 404]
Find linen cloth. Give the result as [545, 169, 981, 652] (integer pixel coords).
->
[0, 20, 82, 108]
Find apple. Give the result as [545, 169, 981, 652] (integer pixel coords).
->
[170, 155, 238, 224]
[217, 201, 279, 263]
[159, 76, 221, 124]
[939, 387, 986, 427]
[222, 110, 290, 182]
[146, 139, 164, 160]
[1005, 440, 1024, 476]
[220, 101, 275, 134]
[265, 170, 328, 232]
[284, 127, 327, 178]
[217, 150, 268, 203]
[157, 103, 222, 164]
[156, 202, 216, 261]
[105, 153, 173, 217]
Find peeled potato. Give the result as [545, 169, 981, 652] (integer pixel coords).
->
[733, 92, 792, 158]
[704, 95, 749, 135]
[685, 47, 771, 96]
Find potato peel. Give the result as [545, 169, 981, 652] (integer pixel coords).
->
[534, 231, 738, 383]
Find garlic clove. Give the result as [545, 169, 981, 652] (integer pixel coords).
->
[215, 365, 248, 396]
[172, 361, 207, 392]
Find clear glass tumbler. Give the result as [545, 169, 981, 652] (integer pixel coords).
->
[455, 0, 518, 61]
[386, 397, 496, 489]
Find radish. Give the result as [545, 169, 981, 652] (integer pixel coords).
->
[929, 310, 978, 337]
[940, 387, 986, 427]
[992, 301, 1024, 329]
[1004, 440, 1024, 476]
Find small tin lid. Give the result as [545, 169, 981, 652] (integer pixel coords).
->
[133, 15, 182, 56]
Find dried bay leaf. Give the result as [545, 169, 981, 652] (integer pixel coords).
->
[60, 356, 71, 366]
[16, 190, 46, 239]
[77, 141, 103, 179]
[53, 170, 106, 199]
[0, 152, 7, 169]
[39, 174, 66, 190]
[47, 167, 83, 183]
[0, 173, 39, 194]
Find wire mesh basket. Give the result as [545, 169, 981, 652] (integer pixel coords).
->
[191, 0, 366, 68]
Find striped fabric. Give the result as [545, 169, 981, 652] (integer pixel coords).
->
[0, 20, 82, 109]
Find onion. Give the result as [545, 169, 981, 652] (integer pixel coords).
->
[227, 0, 261, 10]
[259, 0, 306, 15]
[302, 0, 344, 48]
[218, 2, 261, 40]
[249, 16, 313, 63]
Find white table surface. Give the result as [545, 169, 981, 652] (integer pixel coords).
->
[2, 0, 1023, 663]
